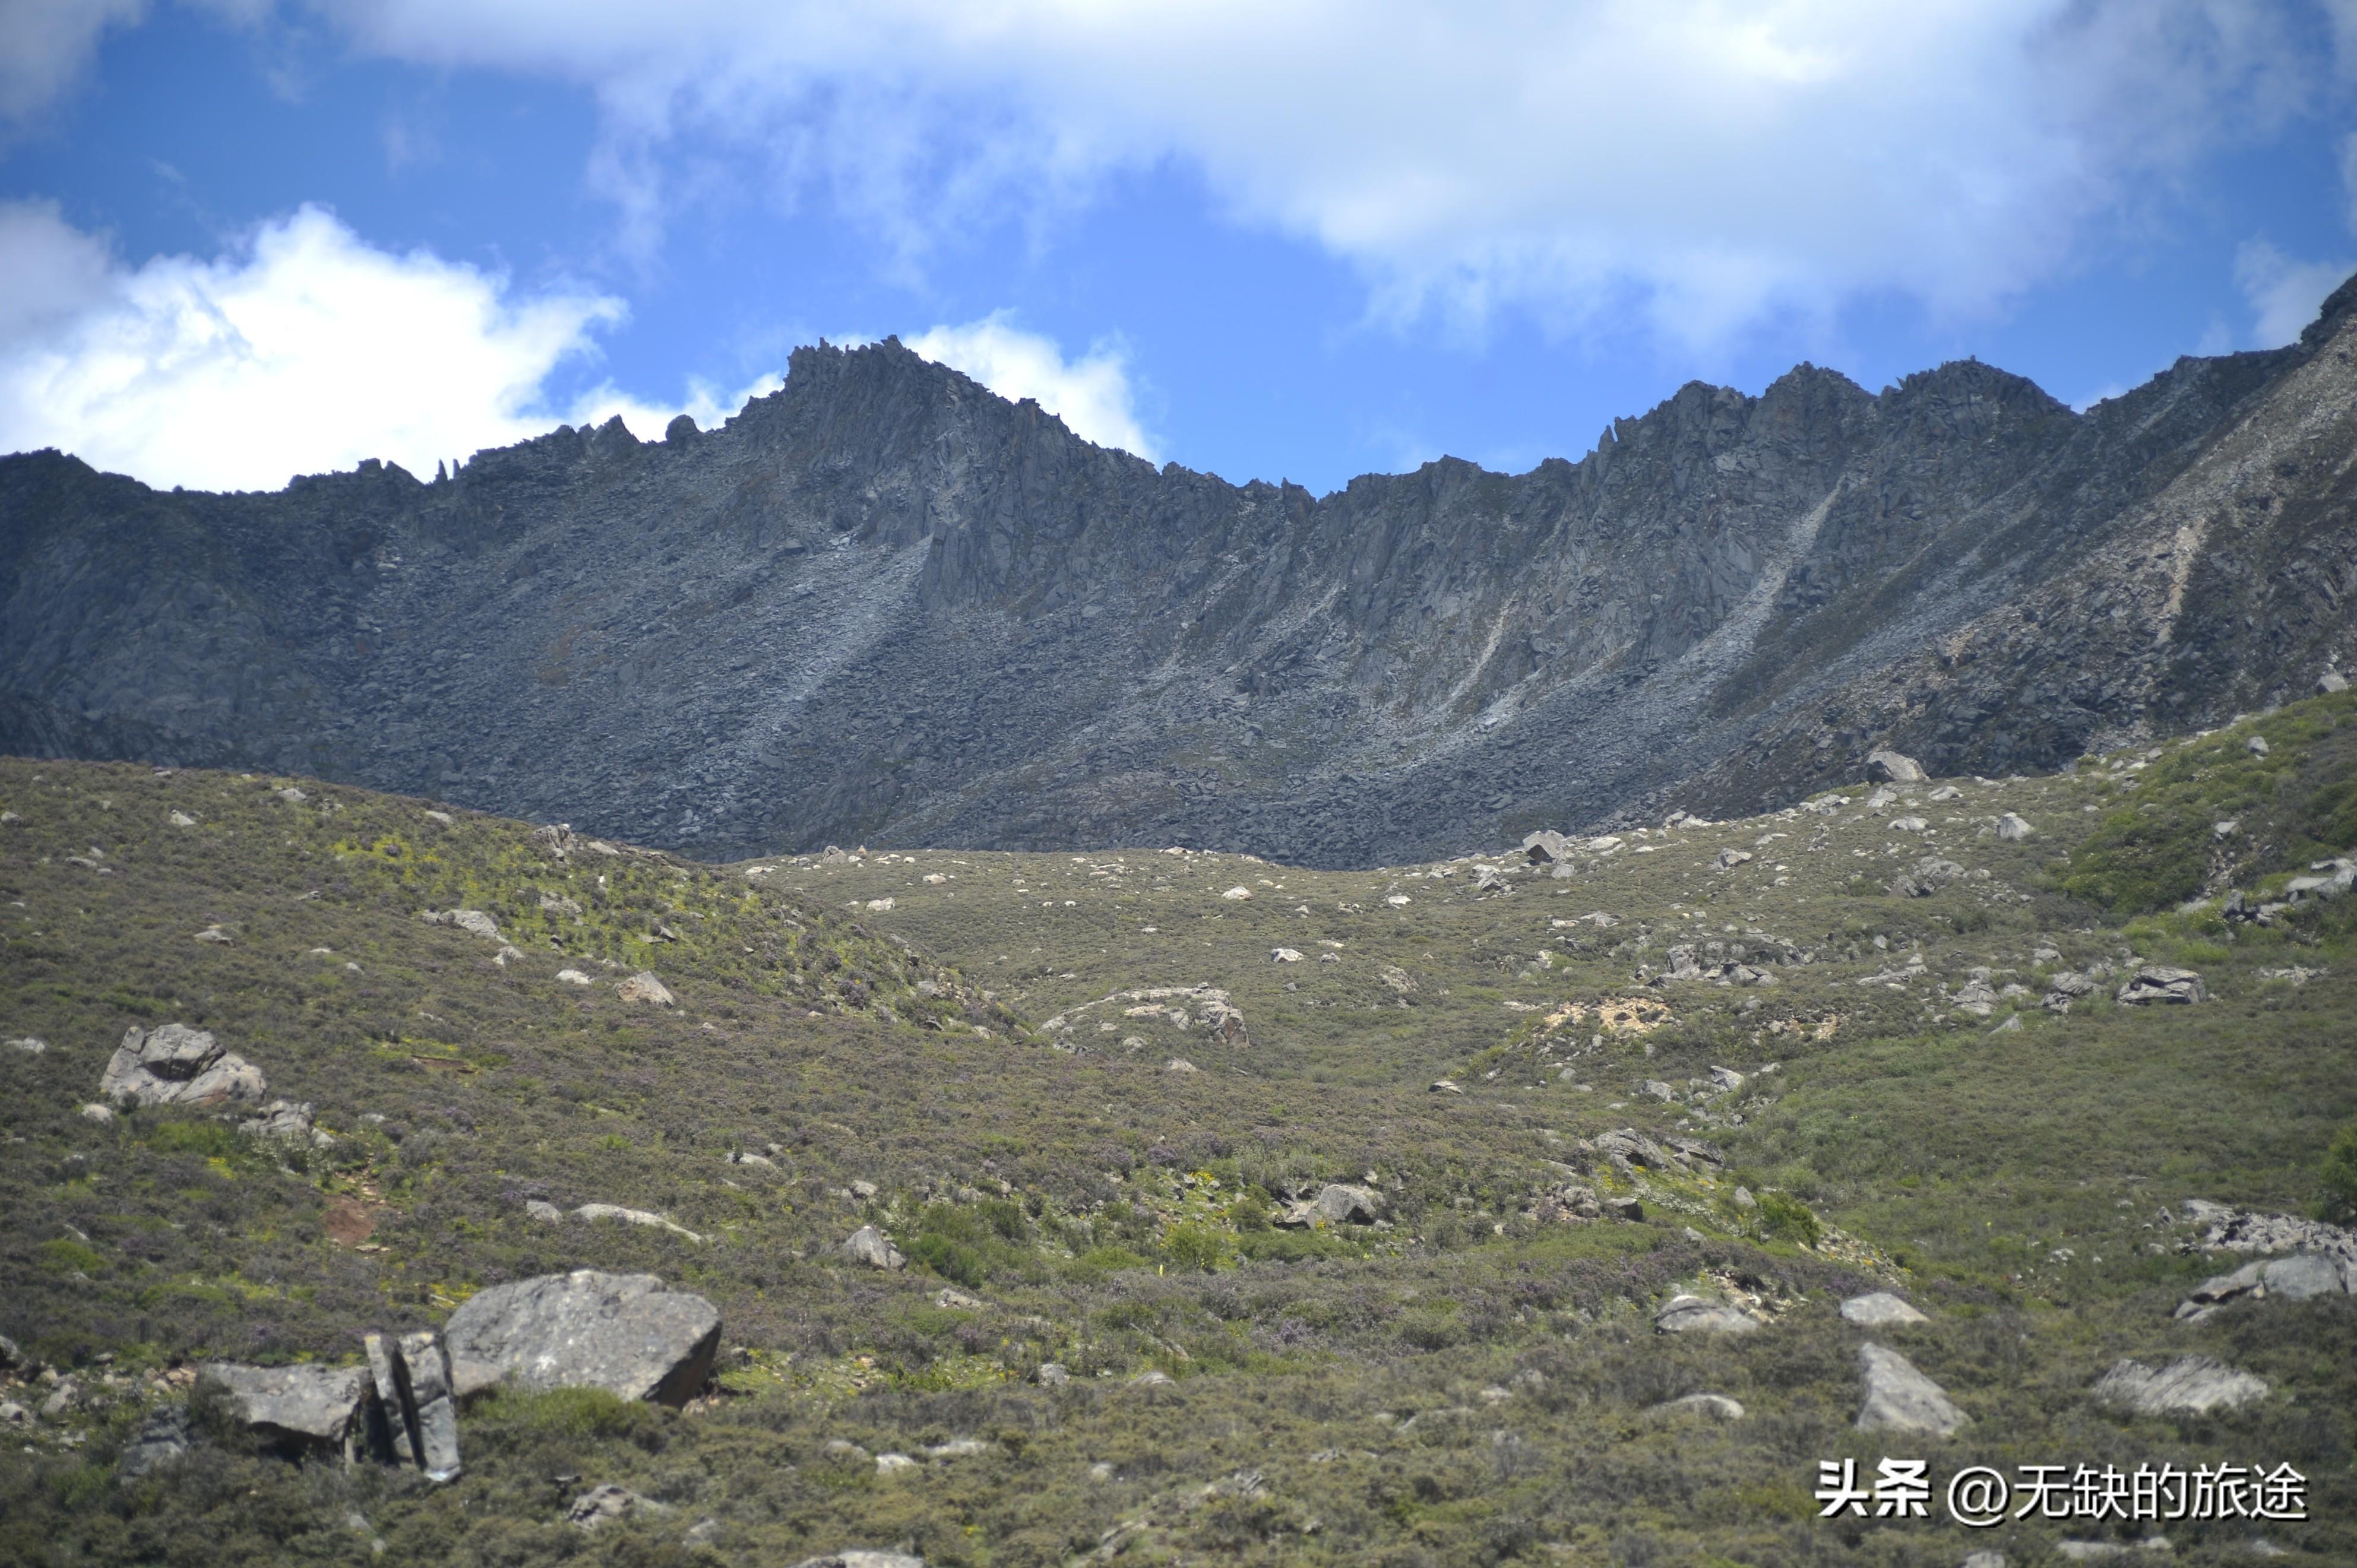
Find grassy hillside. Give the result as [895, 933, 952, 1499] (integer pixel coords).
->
[3, 693, 2355, 1566]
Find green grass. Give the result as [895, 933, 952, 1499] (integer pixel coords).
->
[2, 701, 2354, 1564]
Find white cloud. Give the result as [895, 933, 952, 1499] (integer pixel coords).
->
[904, 313, 1157, 460]
[2235, 237, 2353, 348]
[0, 201, 760, 491]
[284, 0, 2352, 346]
[0, 0, 144, 123]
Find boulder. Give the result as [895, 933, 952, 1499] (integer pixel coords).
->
[617, 971, 675, 1006]
[2092, 1355, 2268, 1417]
[791, 1553, 926, 1568]
[444, 1270, 721, 1407]
[1840, 1292, 1928, 1327]
[423, 908, 501, 940]
[1996, 812, 2036, 841]
[1279, 1183, 1384, 1228]
[1714, 848, 1753, 869]
[556, 968, 593, 986]
[1270, 947, 1303, 963]
[842, 1225, 906, 1271]
[1865, 749, 1928, 784]
[1890, 857, 1964, 898]
[101, 1024, 266, 1108]
[1034, 1363, 1071, 1387]
[363, 1331, 463, 1480]
[1521, 829, 1573, 864]
[200, 1361, 370, 1448]
[238, 1100, 330, 1146]
[1654, 1295, 1760, 1335]
[1646, 1393, 1745, 1420]
[2323, 669, 2350, 694]
[2257, 1252, 2349, 1300]
[2115, 965, 2205, 1005]
[2248, 735, 2270, 756]
[1854, 1344, 1967, 1436]
[1888, 816, 1929, 833]
[118, 1406, 192, 1478]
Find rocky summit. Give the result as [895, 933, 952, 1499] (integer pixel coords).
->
[5, 282, 2356, 866]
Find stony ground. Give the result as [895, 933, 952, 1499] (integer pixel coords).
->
[2, 693, 2354, 1566]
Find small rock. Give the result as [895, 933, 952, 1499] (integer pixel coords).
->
[1605, 1196, 1644, 1222]
[1034, 1363, 1071, 1387]
[1732, 1186, 1756, 1211]
[2248, 735, 2270, 756]
[1164, 1057, 1199, 1074]
[167, 810, 196, 828]
[78, 1102, 115, 1123]
[923, 1439, 988, 1459]
[1865, 749, 1927, 784]
[524, 1200, 564, 1223]
[1220, 886, 1252, 901]
[1128, 1369, 1175, 1387]
[842, 1225, 905, 1271]
[193, 925, 233, 943]
[1646, 1393, 1745, 1420]
[575, 1203, 703, 1241]
[1428, 1078, 1463, 1094]
[423, 810, 454, 824]
[2213, 819, 2239, 840]
[684, 1518, 721, 1546]
[1270, 947, 1303, 963]
[617, 971, 675, 1006]
[1855, 1344, 1967, 1436]
[1641, 1079, 1676, 1101]
[568, 1484, 664, 1531]
[1888, 816, 1929, 833]
[790, 1553, 925, 1568]
[1278, 1183, 1384, 1228]
[935, 1288, 983, 1310]
[423, 908, 501, 940]
[1840, 1292, 1928, 1326]
[1654, 1294, 1760, 1335]
[1715, 849, 1753, 869]
[2092, 1355, 2268, 1417]
[874, 1452, 918, 1474]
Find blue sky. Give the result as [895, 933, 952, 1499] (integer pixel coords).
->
[1, 1, 2353, 495]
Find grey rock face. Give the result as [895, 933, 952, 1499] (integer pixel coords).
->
[9, 283, 2357, 868]
[1839, 1292, 1928, 1326]
[1654, 1295, 1761, 1335]
[200, 1361, 369, 1446]
[1854, 1343, 1967, 1436]
[444, 1270, 721, 1407]
[2092, 1355, 2268, 1417]
[101, 1024, 265, 1108]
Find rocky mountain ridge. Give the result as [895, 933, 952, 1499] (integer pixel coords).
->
[3, 280, 2354, 866]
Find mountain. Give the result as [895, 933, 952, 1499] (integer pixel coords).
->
[4, 282, 2354, 866]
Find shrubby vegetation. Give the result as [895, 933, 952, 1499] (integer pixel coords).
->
[2, 693, 2353, 1562]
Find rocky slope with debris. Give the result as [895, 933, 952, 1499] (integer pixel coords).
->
[5, 287, 2355, 867]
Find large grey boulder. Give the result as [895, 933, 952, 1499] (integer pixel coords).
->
[1521, 829, 1572, 864]
[360, 1331, 463, 1481]
[1854, 1344, 1967, 1436]
[444, 1270, 721, 1407]
[2092, 1355, 2268, 1417]
[1278, 1183, 1384, 1228]
[842, 1225, 906, 1270]
[102, 1024, 265, 1108]
[1840, 1292, 1928, 1327]
[1654, 1294, 1760, 1335]
[790, 1553, 927, 1568]
[200, 1361, 369, 1447]
[1865, 749, 1928, 784]
[2115, 965, 2205, 1005]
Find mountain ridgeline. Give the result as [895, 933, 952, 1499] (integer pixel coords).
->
[4, 282, 2355, 866]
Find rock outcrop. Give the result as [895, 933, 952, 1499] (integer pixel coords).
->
[100, 1024, 265, 1108]
[443, 1270, 721, 1407]
[843, 1225, 906, 1270]
[2092, 1356, 2269, 1417]
[200, 1361, 369, 1451]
